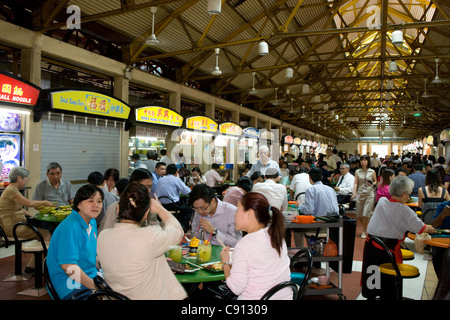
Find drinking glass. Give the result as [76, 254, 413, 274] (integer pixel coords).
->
[198, 242, 212, 263]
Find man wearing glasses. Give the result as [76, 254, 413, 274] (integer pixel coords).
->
[189, 184, 242, 247]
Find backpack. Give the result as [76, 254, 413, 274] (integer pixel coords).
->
[421, 187, 446, 224]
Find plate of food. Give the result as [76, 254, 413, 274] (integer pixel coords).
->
[183, 263, 201, 273]
[201, 261, 223, 273]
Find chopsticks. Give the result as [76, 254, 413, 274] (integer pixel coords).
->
[185, 261, 203, 269]
[216, 238, 226, 248]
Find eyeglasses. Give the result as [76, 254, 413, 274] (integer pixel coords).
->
[193, 203, 210, 212]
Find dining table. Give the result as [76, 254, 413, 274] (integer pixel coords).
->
[166, 244, 225, 296]
[29, 212, 68, 234]
[407, 231, 450, 249]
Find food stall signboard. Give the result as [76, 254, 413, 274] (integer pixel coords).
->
[284, 135, 294, 144]
[135, 106, 183, 127]
[293, 137, 301, 145]
[243, 127, 259, 138]
[51, 90, 130, 119]
[0, 72, 40, 106]
[426, 135, 433, 145]
[186, 116, 218, 132]
[219, 122, 242, 136]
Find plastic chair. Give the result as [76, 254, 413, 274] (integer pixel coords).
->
[13, 222, 49, 296]
[94, 275, 112, 291]
[44, 257, 60, 300]
[260, 281, 298, 300]
[368, 235, 419, 300]
[87, 289, 131, 300]
[158, 196, 180, 217]
[289, 248, 313, 300]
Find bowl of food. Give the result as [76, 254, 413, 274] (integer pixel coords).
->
[292, 215, 315, 224]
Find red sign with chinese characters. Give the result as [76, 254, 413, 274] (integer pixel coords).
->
[0, 72, 40, 106]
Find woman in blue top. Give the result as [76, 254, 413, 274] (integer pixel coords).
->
[47, 184, 104, 300]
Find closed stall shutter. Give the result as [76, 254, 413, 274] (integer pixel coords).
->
[40, 116, 121, 193]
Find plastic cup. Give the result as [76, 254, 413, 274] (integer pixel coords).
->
[198, 242, 212, 263]
[169, 245, 183, 263]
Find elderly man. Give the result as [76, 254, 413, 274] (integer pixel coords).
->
[247, 145, 281, 177]
[334, 163, 355, 205]
[252, 168, 288, 212]
[189, 184, 242, 247]
[298, 167, 339, 217]
[33, 162, 74, 206]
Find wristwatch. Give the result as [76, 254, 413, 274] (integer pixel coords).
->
[222, 261, 231, 267]
[212, 228, 218, 237]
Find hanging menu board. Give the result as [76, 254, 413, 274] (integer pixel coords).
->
[186, 116, 218, 132]
[135, 106, 183, 127]
[0, 71, 40, 107]
[243, 127, 259, 139]
[50, 90, 130, 119]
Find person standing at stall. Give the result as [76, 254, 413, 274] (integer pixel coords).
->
[160, 149, 172, 166]
[246, 145, 281, 178]
[33, 162, 74, 206]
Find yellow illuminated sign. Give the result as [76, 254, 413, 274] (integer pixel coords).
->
[186, 116, 218, 132]
[51, 90, 130, 119]
[136, 106, 183, 127]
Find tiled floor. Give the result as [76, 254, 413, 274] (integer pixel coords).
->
[0, 212, 441, 300]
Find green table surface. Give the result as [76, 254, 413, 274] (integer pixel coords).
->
[167, 245, 225, 283]
[33, 213, 67, 223]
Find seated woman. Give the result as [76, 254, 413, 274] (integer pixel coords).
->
[0, 167, 54, 271]
[188, 167, 206, 187]
[103, 168, 120, 196]
[360, 176, 435, 300]
[223, 176, 253, 207]
[418, 169, 450, 224]
[97, 182, 187, 300]
[46, 184, 104, 300]
[220, 192, 292, 300]
[375, 168, 395, 202]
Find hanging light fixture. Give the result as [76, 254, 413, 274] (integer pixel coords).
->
[302, 84, 309, 94]
[258, 41, 269, 55]
[207, 0, 222, 14]
[146, 7, 160, 45]
[389, 61, 397, 72]
[285, 67, 293, 79]
[432, 58, 442, 84]
[211, 48, 222, 76]
[249, 72, 257, 95]
[386, 79, 394, 89]
[391, 30, 403, 47]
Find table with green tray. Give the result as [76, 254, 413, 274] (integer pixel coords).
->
[168, 244, 225, 284]
[30, 213, 70, 234]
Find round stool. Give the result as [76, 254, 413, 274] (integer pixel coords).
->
[379, 263, 420, 279]
[401, 249, 415, 260]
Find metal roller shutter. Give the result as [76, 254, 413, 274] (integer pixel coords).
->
[40, 116, 121, 193]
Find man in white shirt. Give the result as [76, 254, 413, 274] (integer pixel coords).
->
[160, 149, 172, 166]
[333, 164, 355, 204]
[246, 145, 281, 177]
[252, 168, 288, 212]
[204, 163, 228, 187]
[289, 167, 312, 204]
[370, 152, 382, 173]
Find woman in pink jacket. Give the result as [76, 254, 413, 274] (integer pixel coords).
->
[220, 192, 292, 300]
[376, 168, 395, 202]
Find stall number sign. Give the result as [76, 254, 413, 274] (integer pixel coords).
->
[51, 91, 130, 119]
[0, 73, 40, 106]
[136, 106, 183, 127]
[186, 116, 218, 133]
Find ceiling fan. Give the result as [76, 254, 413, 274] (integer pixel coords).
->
[288, 98, 301, 113]
[432, 58, 443, 84]
[249, 72, 257, 95]
[271, 87, 280, 105]
[421, 78, 430, 98]
[146, 7, 160, 45]
[300, 105, 306, 118]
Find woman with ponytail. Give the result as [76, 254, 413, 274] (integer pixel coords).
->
[219, 192, 292, 300]
[97, 182, 187, 300]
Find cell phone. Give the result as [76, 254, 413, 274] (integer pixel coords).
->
[366, 180, 373, 185]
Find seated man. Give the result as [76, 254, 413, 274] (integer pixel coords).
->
[33, 162, 74, 206]
[154, 164, 192, 232]
[189, 184, 242, 247]
[151, 162, 167, 193]
[334, 164, 355, 205]
[298, 167, 339, 217]
[252, 168, 288, 212]
[87, 171, 119, 227]
[204, 163, 228, 187]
